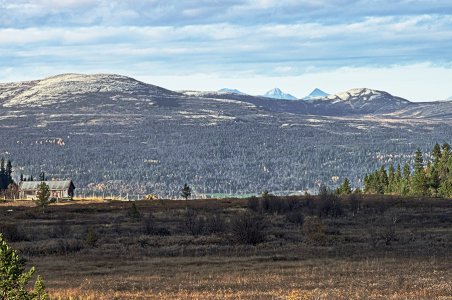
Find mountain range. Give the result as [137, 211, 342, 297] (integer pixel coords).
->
[1, 73, 452, 197]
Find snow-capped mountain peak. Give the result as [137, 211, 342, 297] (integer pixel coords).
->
[303, 88, 329, 100]
[263, 88, 297, 100]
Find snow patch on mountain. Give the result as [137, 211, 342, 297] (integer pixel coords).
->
[263, 88, 297, 100]
[218, 88, 247, 95]
[307, 88, 411, 114]
[2, 73, 175, 108]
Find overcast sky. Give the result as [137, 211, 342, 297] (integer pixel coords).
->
[1, 0, 452, 101]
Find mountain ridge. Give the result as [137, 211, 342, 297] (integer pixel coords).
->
[1, 73, 452, 197]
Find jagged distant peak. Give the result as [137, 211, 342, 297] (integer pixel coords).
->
[218, 88, 247, 95]
[303, 88, 329, 99]
[263, 88, 297, 100]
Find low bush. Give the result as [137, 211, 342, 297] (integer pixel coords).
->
[204, 213, 226, 234]
[349, 194, 362, 216]
[52, 219, 72, 238]
[317, 186, 343, 218]
[230, 212, 266, 245]
[84, 227, 99, 248]
[127, 203, 141, 219]
[286, 211, 304, 225]
[262, 196, 289, 214]
[302, 216, 327, 244]
[142, 213, 171, 236]
[367, 213, 399, 248]
[0, 223, 28, 242]
[247, 196, 260, 212]
[182, 208, 205, 236]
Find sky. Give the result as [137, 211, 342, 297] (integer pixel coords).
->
[1, 0, 452, 101]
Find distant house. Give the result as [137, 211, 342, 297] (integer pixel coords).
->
[19, 180, 75, 200]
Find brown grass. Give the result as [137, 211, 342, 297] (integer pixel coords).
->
[1, 196, 451, 299]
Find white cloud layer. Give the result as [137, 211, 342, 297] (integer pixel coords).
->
[0, 0, 451, 100]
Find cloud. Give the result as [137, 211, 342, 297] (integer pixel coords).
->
[1, 14, 451, 75]
[2, 0, 452, 27]
[0, 0, 451, 100]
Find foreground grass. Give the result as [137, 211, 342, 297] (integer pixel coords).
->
[39, 256, 452, 299]
[1, 196, 451, 299]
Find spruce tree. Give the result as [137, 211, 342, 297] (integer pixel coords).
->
[34, 182, 51, 209]
[6, 160, 13, 186]
[378, 166, 388, 194]
[438, 155, 452, 197]
[181, 183, 191, 200]
[395, 164, 402, 193]
[0, 158, 5, 191]
[388, 164, 395, 193]
[439, 144, 450, 181]
[432, 143, 441, 165]
[401, 163, 411, 195]
[337, 178, 352, 195]
[411, 149, 428, 196]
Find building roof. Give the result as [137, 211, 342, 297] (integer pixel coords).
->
[19, 180, 75, 191]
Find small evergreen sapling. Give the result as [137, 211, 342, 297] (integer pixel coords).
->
[0, 233, 48, 299]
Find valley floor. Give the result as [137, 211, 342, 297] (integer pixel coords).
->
[1, 197, 451, 299]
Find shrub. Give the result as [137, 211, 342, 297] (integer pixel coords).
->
[230, 212, 266, 245]
[182, 209, 205, 236]
[302, 216, 327, 244]
[84, 227, 99, 248]
[142, 213, 156, 234]
[52, 219, 72, 238]
[205, 213, 226, 234]
[262, 196, 289, 214]
[142, 213, 171, 236]
[56, 239, 83, 255]
[127, 203, 141, 219]
[317, 186, 343, 218]
[368, 213, 399, 248]
[247, 196, 260, 212]
[0, 223, 28, 242]
[349, 194, 362, 217]
[286, 211, 304, 225]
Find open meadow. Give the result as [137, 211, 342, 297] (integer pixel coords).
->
[1, 195, 451, 299]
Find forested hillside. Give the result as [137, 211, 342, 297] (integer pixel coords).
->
[1, 74, 452, 197]
[363, 143, 452, 197]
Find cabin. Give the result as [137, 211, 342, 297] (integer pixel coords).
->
[19, 180, 75, 200]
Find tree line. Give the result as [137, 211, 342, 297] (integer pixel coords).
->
[360, 143, 452, 197]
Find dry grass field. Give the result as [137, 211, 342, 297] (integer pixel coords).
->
[1, 195, 451, 299]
